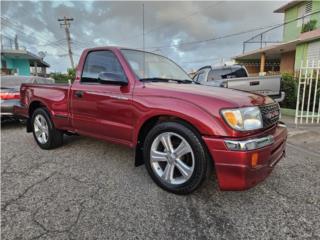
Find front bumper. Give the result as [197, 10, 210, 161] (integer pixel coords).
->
[203, 124, 287, 190]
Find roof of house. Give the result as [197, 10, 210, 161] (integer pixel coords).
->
[234, 29, 320, 60]
[1, 49, 50, 67]
[274, 0, 303, 13]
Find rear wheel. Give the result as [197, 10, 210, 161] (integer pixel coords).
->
[31, 108, 63, 149]
[144, 122, 208, 194]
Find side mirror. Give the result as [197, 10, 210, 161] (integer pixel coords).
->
[98, 72, 128, 86]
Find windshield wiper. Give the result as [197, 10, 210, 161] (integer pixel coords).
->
[140, 77, 193, 84]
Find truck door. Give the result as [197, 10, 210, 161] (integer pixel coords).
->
[70, 50, 133, 146]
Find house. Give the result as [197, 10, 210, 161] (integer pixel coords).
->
[234, 0, 320, 76]
[1, 49, 50, 77]
[0, 35, 50, 77]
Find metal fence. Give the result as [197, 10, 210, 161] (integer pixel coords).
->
[295, 60, 320, 124]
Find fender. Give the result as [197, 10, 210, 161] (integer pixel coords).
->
[132, 96, 229, 146]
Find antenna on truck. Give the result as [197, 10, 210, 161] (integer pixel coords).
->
[142, 3, 145, 78]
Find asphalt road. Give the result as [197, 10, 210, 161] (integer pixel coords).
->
[1, 122, 320, 240]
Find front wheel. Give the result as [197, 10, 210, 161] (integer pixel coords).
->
[144, 122, 208, 194]
[31, 108, 63, 149]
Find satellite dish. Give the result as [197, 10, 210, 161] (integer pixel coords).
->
[38, 51, 46, 59]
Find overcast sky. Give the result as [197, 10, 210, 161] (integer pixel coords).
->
[1, 1, 286, 73]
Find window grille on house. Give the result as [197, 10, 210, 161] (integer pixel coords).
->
[307, 41, 320, 67]
[305, 0, 313, 14]
[297, 1, 313, 27]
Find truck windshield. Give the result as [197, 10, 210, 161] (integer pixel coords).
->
[121, 49, 192, 82]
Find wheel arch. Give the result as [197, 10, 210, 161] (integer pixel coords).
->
[134, 114, 213, 168]
[26, 100, 50, 132]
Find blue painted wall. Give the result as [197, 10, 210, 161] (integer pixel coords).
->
[1, 56, 31, 76]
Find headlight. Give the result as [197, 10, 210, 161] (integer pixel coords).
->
[221, 107, 262, 131]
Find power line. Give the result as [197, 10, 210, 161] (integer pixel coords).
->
[146, 24, 282, 51]
[1, 16, 79, 70]
[1, 16, 69, 53]
[242, 9, 320, 52]
[145, 9, 320, 51]
[1, 22, 68, 55]
[38, 38, 67, 47]
[1, 17, 57, 44]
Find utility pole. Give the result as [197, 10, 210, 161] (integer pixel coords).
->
[58, 16, 74, 69]
[14, 34, 19, 50]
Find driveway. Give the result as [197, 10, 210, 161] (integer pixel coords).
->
[1, 122, 320, 240]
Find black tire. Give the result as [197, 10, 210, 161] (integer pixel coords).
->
[31, 108, 63, 149]
[143, 122, 208, 194]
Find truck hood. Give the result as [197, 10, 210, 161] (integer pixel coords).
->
[145, 82, 274, 107]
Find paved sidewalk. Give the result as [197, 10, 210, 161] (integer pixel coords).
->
[281, 115, 320, 155]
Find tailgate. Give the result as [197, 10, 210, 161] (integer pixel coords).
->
[226, 75, 281, 96]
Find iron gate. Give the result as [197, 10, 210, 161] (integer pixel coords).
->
[295, 60, 320, 124]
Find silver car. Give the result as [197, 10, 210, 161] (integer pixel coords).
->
[1, 75, 54, 120]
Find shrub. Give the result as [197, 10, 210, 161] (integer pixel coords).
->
[280, 73, 297, 109]
[301, 20, 317, 33]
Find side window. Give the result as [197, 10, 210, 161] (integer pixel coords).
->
[81, 51, 126, 83]
[193, 73, 199, 81]
[221, 68, 233, 79]
[195, 68, 211, 82]
[208, 69, 226, 81]
[197, 71, 206, 82]
[233, 68, 247, 78]
[207, 70, 217, 81]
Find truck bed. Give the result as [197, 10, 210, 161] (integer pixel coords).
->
[204, 75, 285, 102]
[19, 83, 71, 130]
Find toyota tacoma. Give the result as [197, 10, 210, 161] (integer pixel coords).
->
[15, 47, 287, 194]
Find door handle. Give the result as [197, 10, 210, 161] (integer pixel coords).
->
[250, 81, 260, 86]
[75, 90, 84, 98]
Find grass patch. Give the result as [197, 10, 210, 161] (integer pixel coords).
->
[281, 108, 296, 117]
[281, 107, 319, 117]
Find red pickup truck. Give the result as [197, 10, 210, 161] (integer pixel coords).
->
[15, 47, 287, 194]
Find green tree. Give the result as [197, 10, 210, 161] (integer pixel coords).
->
[67, 68, 76, 82]
[50, 68, 76, 83]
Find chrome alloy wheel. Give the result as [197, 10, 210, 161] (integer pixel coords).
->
[33, 114, 49, 144]
[150, 132, 195, 185]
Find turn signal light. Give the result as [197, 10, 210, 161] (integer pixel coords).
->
[224, 111, 238, 127]
[251, 153, 259, 168]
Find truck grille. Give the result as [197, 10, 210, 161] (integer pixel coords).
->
[259, 103, 280, 128]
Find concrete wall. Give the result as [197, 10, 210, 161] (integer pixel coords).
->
[295, 42, 309, 69]
[280, 50, 296, 73]
[283, 3, 300, 42]
[311, 0, 320, 26]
